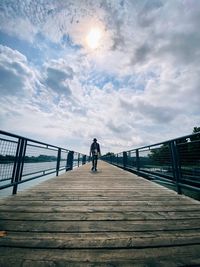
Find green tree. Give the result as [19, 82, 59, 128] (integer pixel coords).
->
[190, 127, 200, 141]
[104, 152, 115, 156]
[185, 126, 200, 164]
[148, 144, 170, 165]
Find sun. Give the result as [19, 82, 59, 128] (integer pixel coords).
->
[86, 27, 102, 49]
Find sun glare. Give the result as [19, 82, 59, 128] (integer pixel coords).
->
[86, 27, 102, 49]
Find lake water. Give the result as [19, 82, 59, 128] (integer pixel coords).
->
[0, 162, 71, 198]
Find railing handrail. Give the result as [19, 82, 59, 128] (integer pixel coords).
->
[0, 129, 85, 155]
[118, 132, 200, 154]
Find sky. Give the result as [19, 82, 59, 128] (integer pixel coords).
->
[0, 0, 199, 154]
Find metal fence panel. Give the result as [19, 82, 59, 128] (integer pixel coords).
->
[0, 130, 89, 194]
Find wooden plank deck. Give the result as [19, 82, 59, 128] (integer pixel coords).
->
[0, 160, 200, 266]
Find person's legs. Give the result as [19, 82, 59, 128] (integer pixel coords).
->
[94, 155, 98, 171]
[91, 155, 95, 170]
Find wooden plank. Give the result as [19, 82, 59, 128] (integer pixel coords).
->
[0, 204, 199, 212]
[1, 219, 200, 232]
[1, 230, 200, 248]
[0, 246, 200, 267]
[1, 210, 200, 221]
[1, 199, 198, 206]
[0, 195, 187, 201]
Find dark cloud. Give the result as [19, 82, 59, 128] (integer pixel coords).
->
[137, 101, 178, 123]
[130, 2, 200, 68]
[119, 98, 134, 112]
[157, 32, 200, 65]
[45, 65, 73, 95]
[137, 0, 164, 28]
[111, 30, 125, 51]
[107, 120, 131, 134]
[120, 97, 178, 124]
[133, 43, 153, 64]
[0, 65, 24, 95]
[99, 0, 126, 51]
[48, 66, 73, 80]
[141, 0, 163, 12]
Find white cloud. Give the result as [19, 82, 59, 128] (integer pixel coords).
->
[0, 45, 38, 96]
[0, 1, 200, 154]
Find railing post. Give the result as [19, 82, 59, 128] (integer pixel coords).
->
[170, 141, 182, 194]
[123, 151, 127, 169]
[67, 151, 74, 170]
[77, 153, 80, 167]
[12, 138, 27, 195]
[56, 148, 61, 176]
[113, 155, 116, 165]
[82, 155, 86, 165]
[136, 149, 140, 171]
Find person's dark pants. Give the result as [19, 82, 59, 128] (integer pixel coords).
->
[92, 155, 98, 170]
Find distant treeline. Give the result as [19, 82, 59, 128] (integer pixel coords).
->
[0, 154, 57, 163]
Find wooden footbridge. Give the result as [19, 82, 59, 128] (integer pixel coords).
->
[0, 161, 200, 266]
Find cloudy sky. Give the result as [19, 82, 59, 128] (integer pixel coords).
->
[0, 0, 199, 154]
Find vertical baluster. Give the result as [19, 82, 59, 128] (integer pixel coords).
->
[56, 148, 61, 176]
[123, 151, 127, 169]
[12, 138, 27, 195]
[170, 141, 182, 194]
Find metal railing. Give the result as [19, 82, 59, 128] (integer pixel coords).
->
[0, 130, 89, 195]
[102, 132, 200, 200]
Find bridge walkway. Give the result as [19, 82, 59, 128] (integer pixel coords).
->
[0, 161, 200, 266]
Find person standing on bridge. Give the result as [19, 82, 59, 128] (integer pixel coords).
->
[90, 138, 101, 172]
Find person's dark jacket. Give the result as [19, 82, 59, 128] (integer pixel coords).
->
[90, 142, 101, 156]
